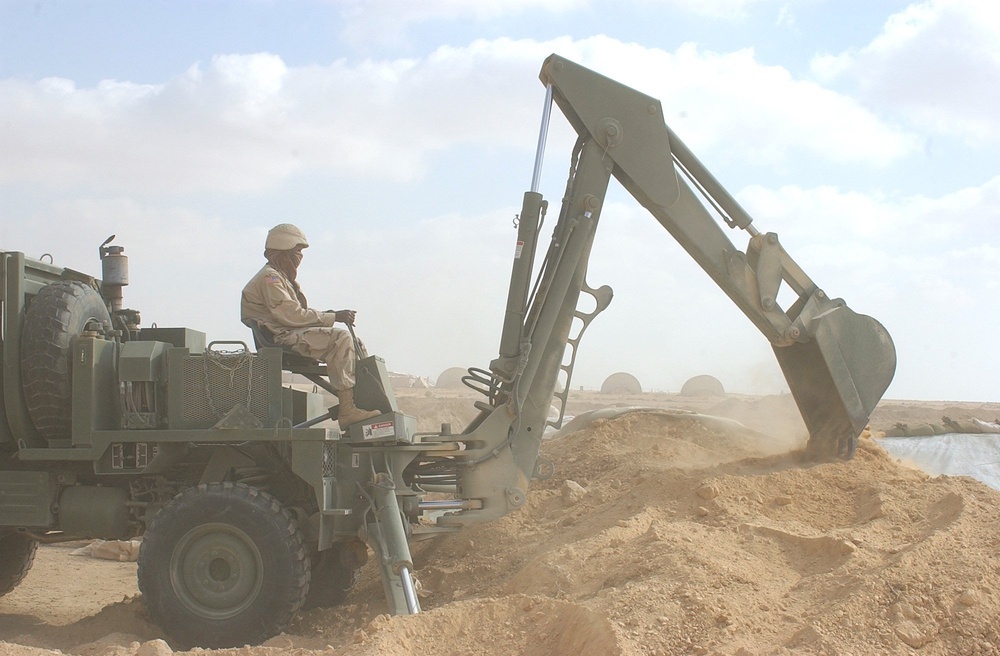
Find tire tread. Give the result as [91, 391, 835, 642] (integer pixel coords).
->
[137, 482, 310, 649]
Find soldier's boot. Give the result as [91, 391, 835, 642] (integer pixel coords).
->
[338, 387, 380, 431]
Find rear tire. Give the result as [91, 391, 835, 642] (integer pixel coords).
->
[0, 532, 38, 597]
[137, 483, 310, 649]
[20, 281, 112, 442]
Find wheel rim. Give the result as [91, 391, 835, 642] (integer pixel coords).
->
[169, 522, 264, 620]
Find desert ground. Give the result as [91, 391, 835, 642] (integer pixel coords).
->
[1, 387, 999, 656]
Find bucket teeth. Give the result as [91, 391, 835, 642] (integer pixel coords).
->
[774, 306, 896, 461]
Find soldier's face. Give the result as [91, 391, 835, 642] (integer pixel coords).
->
[290, 245, 305, 268]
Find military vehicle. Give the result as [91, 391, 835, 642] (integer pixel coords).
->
[0, 55, 896, 648]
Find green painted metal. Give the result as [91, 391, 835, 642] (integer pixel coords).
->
[170, 521, 264, 619]
[491, 191, 545, 382]
[71, 337, 120, 446]
[57, 485, 130, 538]
[366, 472, 420, 615]
[137, 326, 206, 352]
[2, 253, 43, 448]
[165, 346, 283, 431]
[0, 471, 56, 528]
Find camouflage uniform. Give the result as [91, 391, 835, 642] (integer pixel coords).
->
[240, 264, 365, 391]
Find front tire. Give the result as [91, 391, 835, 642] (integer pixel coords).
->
[137, 483, 310, 649]
[0, 532, 37, 596]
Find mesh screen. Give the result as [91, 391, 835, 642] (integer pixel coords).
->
[323, 443, 337, 477]
[179, 352, 273, 425]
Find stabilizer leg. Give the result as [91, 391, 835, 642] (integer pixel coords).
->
[366, 472, 421, 615]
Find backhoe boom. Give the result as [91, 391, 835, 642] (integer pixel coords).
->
[530, 54, 896, 458]
[454, 55, 897, 527]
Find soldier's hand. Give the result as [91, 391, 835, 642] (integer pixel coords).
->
[334, 309, 357, 326]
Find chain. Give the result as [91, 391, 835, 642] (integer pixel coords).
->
[202, 346, 254, 418]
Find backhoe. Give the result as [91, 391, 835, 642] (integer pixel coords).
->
[0, 54, 895, 648]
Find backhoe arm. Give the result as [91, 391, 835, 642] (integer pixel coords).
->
[537, 54, 896, 458]
[433, 55, 895, 530]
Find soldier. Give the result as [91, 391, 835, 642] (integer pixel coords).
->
[241, 223, 379, 430]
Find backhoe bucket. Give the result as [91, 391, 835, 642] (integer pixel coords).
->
[773, 305, 896, 460]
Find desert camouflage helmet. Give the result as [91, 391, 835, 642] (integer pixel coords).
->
[265, 223, 309, 251]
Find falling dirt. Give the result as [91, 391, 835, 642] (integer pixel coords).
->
[2, 390, 999, 656]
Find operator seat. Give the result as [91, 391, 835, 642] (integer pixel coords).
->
[241, 318, 337, 396]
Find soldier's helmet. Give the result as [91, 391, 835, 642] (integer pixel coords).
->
[265, 224, 309, 250]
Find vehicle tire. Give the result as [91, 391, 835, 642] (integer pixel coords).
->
[0, 532, 37, 597]
[303, 539, 365, 609]
[137, 482, 310, 649]
[20, 281, 112, 442]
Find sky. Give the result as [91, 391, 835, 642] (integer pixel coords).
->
[1, 0, 998, 402]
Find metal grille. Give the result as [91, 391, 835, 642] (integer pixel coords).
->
[173, 350, 278, 428]
[323, 443, 336, 477]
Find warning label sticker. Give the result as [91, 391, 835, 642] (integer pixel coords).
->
[514, 240, 524, 259]
[362, 421, 395, 440]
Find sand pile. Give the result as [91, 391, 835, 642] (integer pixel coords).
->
[355, 411, 999, 656]
[2, 406, 999, 655]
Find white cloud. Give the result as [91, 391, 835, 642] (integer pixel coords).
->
[0, 51, 508, 192]
[630, 44, 919, 167]
[0, 54, 302, 193]
[741, 173, 1000, 251]
[0, 40, 584, 193]
[336, 0, 777, 46]
[337, 0, 585, 49]
[339, 0, 584, 24]
[734, 175, 1000, 399]
[0, 37, 921, 195]
[810, 0, 1000, 142]
[638, 0, 771, 19]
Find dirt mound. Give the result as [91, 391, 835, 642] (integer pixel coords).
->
[3, 404, 1000, 655]
[333, 596, 620, 656]
[384, 412, 1000, 655]
[312, 411, 1000, 655]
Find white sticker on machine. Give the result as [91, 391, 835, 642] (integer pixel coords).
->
[362, 421, 395, 440]
[514, 240, 524, 259]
